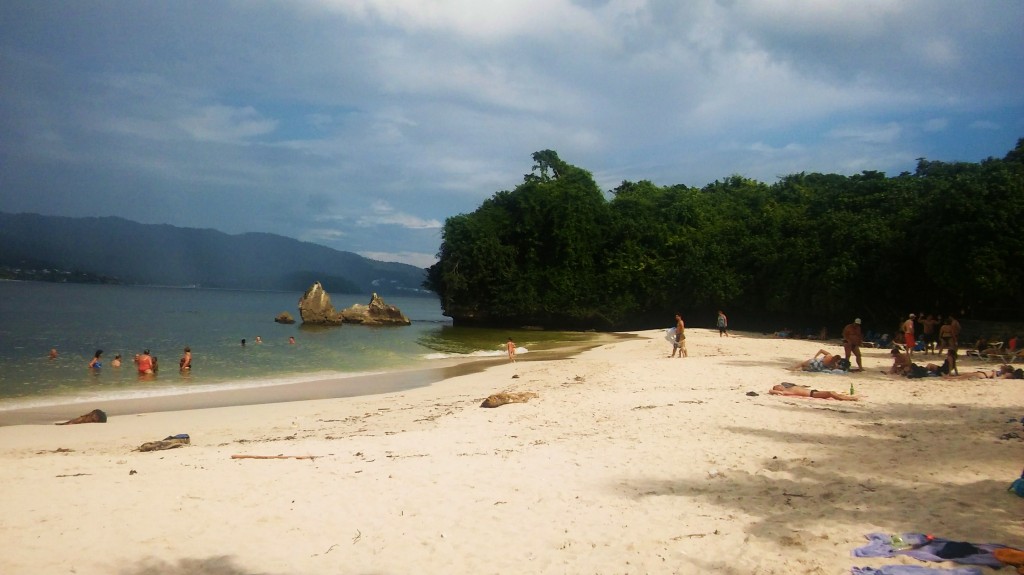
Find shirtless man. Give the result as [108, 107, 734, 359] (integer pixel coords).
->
[901, 313, 917, 359]
[672, 314, 687, 358]
[920, 314, 940, 354]
[790, 349, 842, 371]
[179, 346, 192, 371]
[769, 383, 858, 401]
[842, 318, 864, 371]
[887, 348, 911, 376]
[506, 338, 517, 362]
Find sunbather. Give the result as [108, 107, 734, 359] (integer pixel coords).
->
[942, 364, 1021, 380]
[790, 349, 843, 372]
[769, 382, 858, 400]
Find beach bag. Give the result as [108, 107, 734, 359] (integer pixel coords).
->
[1010, 473, 1024, 497]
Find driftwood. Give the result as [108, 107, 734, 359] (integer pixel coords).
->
[56, 409, 107, 425]
[138, 434, 190, 452]
[231, 455, 319, 460]
[480, 391, 538, 408]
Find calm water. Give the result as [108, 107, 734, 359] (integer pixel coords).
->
[0, 282, 594, 409]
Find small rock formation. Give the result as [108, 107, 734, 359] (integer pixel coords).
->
[56, 409, 107, 425]
[297, 282, 344, 325]
[340, 293, 411, 326]
[480, 391, 538, 408]
[274, 311, 296, 324]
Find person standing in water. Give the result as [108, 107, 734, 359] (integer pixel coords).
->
[136, 349, 154, 374]
[506, 338, 517, 362]
[88, 350, 103, 370]
[179, 346, 192, 371]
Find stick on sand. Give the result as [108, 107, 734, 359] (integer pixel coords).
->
[231, 455, 320, 460]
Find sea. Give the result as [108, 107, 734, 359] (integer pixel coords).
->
[0, 281, 597, 411]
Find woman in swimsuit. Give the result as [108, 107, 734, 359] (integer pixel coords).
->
[88, 349, 103, 370]
[769, 382, 858, 401]
[942, 364, 1017, 380]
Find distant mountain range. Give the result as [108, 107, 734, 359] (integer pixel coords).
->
[0, 212, 429, 295]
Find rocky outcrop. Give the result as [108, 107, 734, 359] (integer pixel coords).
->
[297, 282, 344, 325]
[340, 293, 411, 326]
[274, 311, 296, 324]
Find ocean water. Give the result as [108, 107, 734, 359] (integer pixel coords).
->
[0, 282, 595, 409]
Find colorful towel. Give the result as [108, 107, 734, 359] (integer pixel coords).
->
[852, 566, 982, 575]
[853, 533, 1017, 568]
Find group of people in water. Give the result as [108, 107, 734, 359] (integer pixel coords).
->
[80, 347, 188, 376]
[69, 334, 301, 378]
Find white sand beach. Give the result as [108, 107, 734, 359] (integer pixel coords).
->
[1, 328, 1022, 574]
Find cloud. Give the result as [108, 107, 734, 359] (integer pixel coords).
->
[358, 251, 437, 269]
[178, 106, 278, 143]
[358, 201, 443, 229]
[1, 0, 1021, 267]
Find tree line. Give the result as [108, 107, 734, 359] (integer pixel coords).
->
[426, 140, 1024, 331]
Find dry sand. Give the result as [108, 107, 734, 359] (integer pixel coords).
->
[0, 328, 1021, 574]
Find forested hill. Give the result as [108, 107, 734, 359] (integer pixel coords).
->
[427, 142, 1024, 331]
[0, 213, 428, 295]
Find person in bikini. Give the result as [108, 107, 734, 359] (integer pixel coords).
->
[942, 364, 1022, 380]
[769, 382, 858, 401]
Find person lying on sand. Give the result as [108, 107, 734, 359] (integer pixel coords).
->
[789, 349, 842, 371]
[769, 382, 858, 401]
[942, 364, 1022, 380]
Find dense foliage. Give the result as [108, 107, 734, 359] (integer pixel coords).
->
[426, 142, 1024, 330]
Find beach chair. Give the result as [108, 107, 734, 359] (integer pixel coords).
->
[966, 341, 1004, 360]
[993, 347, 1024, 364]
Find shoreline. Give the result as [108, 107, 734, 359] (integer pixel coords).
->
[0, 334, 621, 426]
[1, 327, 1020, 574]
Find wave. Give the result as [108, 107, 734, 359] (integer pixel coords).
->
[0, 369, 388, 412]
[421, 347, 528, 360]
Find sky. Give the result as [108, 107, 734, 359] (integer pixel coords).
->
[2, 1, 1022, 269]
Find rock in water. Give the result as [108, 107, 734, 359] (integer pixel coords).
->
[274, 311, 296, 324]
[297, 282, 344, 325]
[340, 293, 411, 326]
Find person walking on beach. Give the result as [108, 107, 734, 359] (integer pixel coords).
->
[842, 318, 864, 371]
[901, 313, 916, 359]
[506, 338, 517, 362]
[717, 310, 729, 337]
[672, 314, 687, 357]
[937, 317, 955, 354]
[920, 314, 939, 354]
